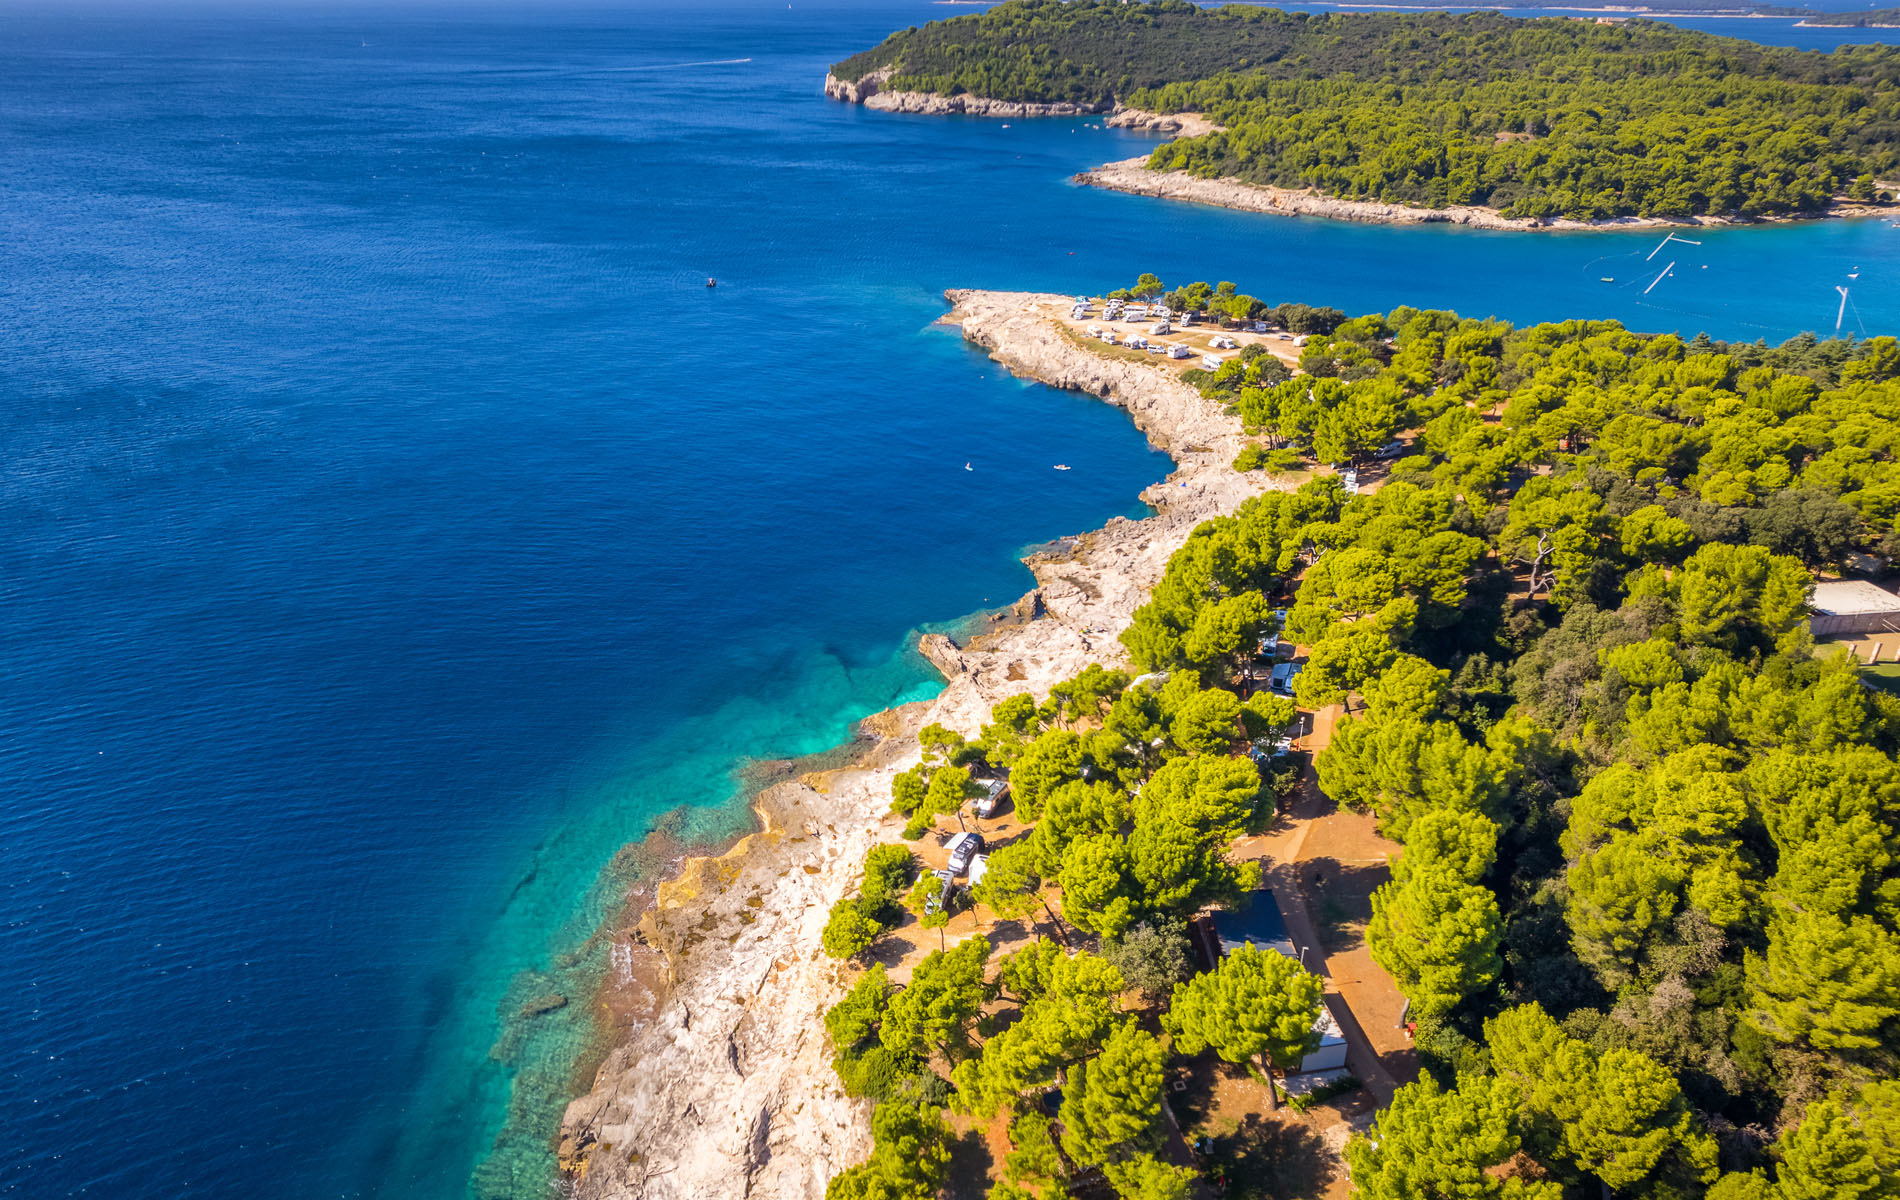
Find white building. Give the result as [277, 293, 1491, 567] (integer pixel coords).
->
[1811, 580, 1900, 636]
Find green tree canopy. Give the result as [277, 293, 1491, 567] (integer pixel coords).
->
[1165, 944, 1325, 1079]
[1344, 1074, 1560, 1200]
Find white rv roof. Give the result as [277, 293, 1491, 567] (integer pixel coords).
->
[1812, 580, 1900, 616]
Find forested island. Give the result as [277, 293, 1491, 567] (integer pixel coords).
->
[820, 285, 1900, 1200]
[1800, 7, 1900, 26]
[829, 1, 1900, 222]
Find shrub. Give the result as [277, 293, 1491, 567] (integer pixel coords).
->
[861, 844, 916, 905]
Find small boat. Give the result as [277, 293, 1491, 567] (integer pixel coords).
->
[1053, 464, 1071, 471]
[706, 277, 717, 288]
[1601, 277, 1614, 282]
[964, 462, 972, 471]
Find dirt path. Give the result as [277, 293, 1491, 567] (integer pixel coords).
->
[1234, 704, 1418, 1106]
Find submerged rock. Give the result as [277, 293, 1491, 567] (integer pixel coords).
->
[520, 993, 569, 1017]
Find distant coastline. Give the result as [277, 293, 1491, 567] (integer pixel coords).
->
[824, 72, 1895, 230]
[1075, 153, 1896, 231]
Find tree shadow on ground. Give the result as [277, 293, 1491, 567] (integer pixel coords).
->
[944, 1128, 995, 1200]
[1298, 857, 1388, 954]
[1203, 1112, 1338, 1200]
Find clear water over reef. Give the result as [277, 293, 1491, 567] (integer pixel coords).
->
[3, 2, 1899, 1198]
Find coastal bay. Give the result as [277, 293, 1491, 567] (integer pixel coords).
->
[555, 289, 1267, 1198]
[10, 5, 1900, 1200]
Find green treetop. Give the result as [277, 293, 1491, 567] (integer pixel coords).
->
[880, 935, 991, 1062]
[1343, 1074, 1559, 1200]
[1165, 943, 1324, 1107]
[1486, 1003, 1718, 1192]
[824, 1101, 953, 1200]
[1058, 1020, 1165, 1167]
[1368, 859, 1503, 1021]
[1746, 904, 1900, 1052]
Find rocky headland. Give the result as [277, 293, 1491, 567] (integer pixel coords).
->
[1103, 108, 1223, 139]
[554, 290, 1266, 1200]
[822, 72, 1894, 230]
[822, 69, 1109, 116]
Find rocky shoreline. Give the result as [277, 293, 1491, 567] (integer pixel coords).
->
[822, 70, 1109, 117]
[1075, 155, 1896, 231]
[553, 290, 1266, 1200]
[1103, 108, 1222, 139]
[821, 70, 1893, 230]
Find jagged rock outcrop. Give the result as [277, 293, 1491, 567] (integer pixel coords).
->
[823, 70, 1110, 117]
[556, 291, 1267, 1200]
[1104, 108, 1222, 139]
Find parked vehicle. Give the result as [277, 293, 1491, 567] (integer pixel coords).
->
[946, 832, 985, 875]
[974, 779, 1009, 819]
[1126, 335, 1148, 350]
[1375, 439, 1405, 460]
[1269, 661, 1304, 695]
[1168, 343, 1192, 359]
[1202, 353, 1223, 370]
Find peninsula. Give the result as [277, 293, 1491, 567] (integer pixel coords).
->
[557, 281, 1900, 1200]
[554, 290, 1268, 1199]
[827, 0, 1900, 226]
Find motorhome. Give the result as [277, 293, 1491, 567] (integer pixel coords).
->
[975, 779, 1009, 819]
[945, 832, 985, 875]
[1201, 353, 1224, 371]
[1269, 661, 1304, 694]
[1168, 343, 1192, 359]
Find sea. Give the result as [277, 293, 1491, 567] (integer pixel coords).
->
[3, 1, 1898, 1197]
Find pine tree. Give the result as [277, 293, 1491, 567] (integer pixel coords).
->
[1100, 1153, 1196, 1200]
[825, 963, 891, 1053]
[1058, 834, 1141, 938]
[822, 897, 885, 961]
[1776, 1094, 1890, 1200]
[1343, 1075, 1560, 1200]
[1059, 1021, 1164, 1167]
[1368, 859, 1502, 1019]
[880, 936, 991, 1061]
[1002, 1109, 1064, 1189]
[825, 1101, 952, 1200]
[1486, 1003, 1717, 1192]
[1565, 833, 1686, 984]
[1165, 943, 1323, 1108]
[1746, 905, 1900, 1051]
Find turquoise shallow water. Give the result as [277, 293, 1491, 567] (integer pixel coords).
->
[4, 3, 1900, 1199]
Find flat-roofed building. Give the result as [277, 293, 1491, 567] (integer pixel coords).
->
[1811, 580, 1900, 636]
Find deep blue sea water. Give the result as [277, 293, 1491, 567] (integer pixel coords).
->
[5, 3, 1900, 1198]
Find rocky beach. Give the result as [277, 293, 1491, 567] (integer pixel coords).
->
[1074, 156, 1896, 230]
[822, 70, 1109, 116]
[554, 290, 1266, 1200]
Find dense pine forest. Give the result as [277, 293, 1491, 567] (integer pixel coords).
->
[821, 289, 1900, 1200]
[831, 0, 1900, 219]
